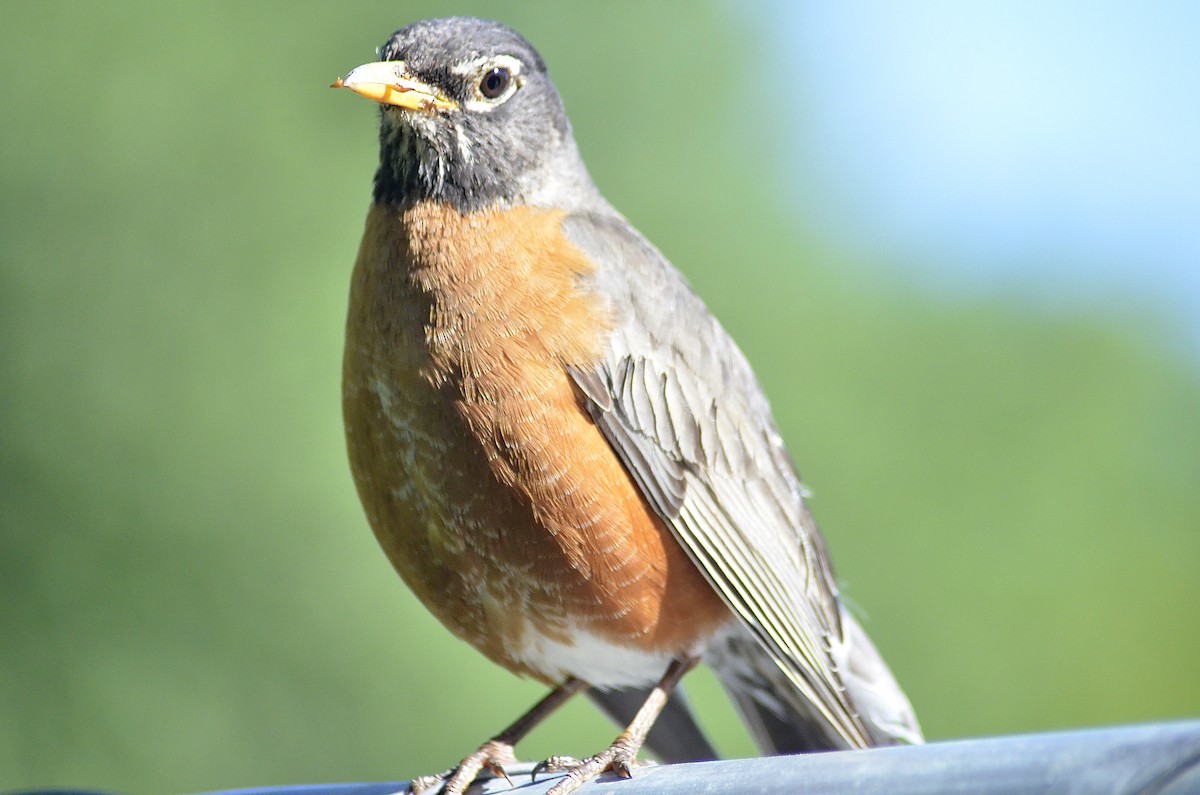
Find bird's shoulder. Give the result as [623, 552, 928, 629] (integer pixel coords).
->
[561, 209, 790, 490]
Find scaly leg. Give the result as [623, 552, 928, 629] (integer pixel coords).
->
[534, 657, 698, 795]
[411, 677, 588, 795]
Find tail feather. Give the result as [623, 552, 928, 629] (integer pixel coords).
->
[723, 681, 848, 754]
[837, 611, 924, 746]
[707, 613, 922, 755]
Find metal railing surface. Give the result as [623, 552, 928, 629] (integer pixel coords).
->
[11, 719, 1200, 795]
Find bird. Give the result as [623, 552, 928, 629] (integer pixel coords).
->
[333, 16, 922, 795]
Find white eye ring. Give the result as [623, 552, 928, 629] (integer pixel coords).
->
[456, 54, 524, 110]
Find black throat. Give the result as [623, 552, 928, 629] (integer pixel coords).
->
[371, 110, 534, 213]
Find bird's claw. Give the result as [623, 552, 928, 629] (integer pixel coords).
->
[411, 739, 517, 795]
[535, 742, 644, 795]
[484, 759, 514, 788]
[531, 756, 580, 782]
[409, 770, 452, 794]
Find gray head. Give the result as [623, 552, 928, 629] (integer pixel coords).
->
[334, 17, 601, 213]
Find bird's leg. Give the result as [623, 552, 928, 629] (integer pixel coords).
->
[416, 677, 587, 795]
[534, 657, 698, 795]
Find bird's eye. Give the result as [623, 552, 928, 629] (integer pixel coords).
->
[479, 67, 511, 99]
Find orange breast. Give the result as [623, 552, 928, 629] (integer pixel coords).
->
[342, 201, 729, 684]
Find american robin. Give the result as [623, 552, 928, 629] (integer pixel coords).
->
[334, 16, 921, 795]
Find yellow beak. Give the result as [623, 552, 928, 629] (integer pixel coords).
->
[331, 61, 456, 111]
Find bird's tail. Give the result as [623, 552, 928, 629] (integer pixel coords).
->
[707, 611, 923, 754]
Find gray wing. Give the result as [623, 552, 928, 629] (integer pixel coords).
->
[562, 212, 872, 749]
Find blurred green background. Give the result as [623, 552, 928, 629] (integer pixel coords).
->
[3, 2, 1198, 793]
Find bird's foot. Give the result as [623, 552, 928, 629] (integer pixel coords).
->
[409, 770, 452, 794]
[410, 739, 517, 795]
[532, 739, 646, 795]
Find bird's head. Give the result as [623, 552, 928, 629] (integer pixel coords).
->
[334, 17, 600, 213]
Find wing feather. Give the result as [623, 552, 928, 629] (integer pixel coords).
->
[562, 212, 872, 748]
